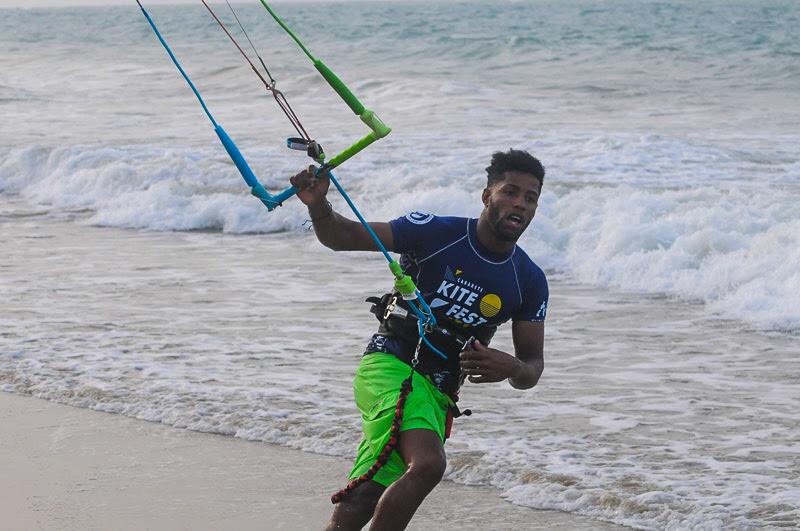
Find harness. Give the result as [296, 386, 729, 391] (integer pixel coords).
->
[366, 293, 496, 397]
[330, 294, 490, 505]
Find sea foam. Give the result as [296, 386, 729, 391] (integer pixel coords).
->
[2, 139, 797, 332]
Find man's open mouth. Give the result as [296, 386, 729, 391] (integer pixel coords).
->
[506, 213, 524, 227]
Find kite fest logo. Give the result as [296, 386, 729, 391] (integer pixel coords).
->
[429, 266, 500, 327]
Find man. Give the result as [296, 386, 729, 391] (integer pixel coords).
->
[290, 149, 548, 531]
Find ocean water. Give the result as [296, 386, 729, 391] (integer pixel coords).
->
[1, 1, 798, 529]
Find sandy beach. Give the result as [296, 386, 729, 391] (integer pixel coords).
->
[1, 391, 627, 530]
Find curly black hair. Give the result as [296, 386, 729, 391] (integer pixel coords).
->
[485, 149, 545, 188]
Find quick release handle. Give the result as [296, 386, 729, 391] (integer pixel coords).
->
[390, 261, 418, 300]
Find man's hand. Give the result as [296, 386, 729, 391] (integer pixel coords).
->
[459, 340, 523, 384]
[290, 165, 330, 207]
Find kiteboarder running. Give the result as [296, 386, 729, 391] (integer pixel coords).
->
[291, 148, 549, 530]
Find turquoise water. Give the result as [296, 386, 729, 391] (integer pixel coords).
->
[2, 1, 799, 138]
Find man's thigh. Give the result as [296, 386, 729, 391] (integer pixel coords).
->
[397, 428, 446, 473]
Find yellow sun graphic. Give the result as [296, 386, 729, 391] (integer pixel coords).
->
[479, 293, 502, 318]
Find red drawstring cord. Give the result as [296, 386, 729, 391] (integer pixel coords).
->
[331, 370, 413, 504]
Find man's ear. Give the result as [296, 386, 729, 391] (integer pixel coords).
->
[481, 187, 491, 207]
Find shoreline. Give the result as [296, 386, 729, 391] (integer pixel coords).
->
[1, 391, 626, 530]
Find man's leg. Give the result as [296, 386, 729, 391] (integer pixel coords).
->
[368, 428, 446, 531]
[325, 480, 386, 531]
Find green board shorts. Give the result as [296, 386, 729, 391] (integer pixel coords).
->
[349, 352, 454, 487]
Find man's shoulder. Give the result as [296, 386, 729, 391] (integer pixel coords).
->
[396, 212, 466, 227]
[512, 245, 547, 284]
[392, 212, 468, 235]
[511, 246, 549, 320]
[389, 213, 469, 255]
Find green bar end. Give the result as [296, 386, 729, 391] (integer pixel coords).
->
[360, 110, 391, 138]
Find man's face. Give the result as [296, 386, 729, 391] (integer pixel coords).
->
[481, 170, 541, 243]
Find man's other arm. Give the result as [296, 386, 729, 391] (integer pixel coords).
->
[509, 320, 544, 389]
[459, 321, 544, 389]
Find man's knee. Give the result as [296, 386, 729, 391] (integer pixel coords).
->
[398, 428, 447, 487]
[406, 452, 446, 486]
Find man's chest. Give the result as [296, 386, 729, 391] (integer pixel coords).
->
[414, 248, 521, 329]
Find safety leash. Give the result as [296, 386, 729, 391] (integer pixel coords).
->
[330, 366, 414, 504]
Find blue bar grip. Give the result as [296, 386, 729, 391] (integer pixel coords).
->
[214, 125, 297, 211]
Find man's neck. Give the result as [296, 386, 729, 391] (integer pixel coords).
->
[476, 215, 516, 255]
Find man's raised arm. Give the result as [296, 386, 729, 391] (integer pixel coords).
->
[290, 166, 394, 252]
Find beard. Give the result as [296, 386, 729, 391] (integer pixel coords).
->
[486, 202, 530, 243]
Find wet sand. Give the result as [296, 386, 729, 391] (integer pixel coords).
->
[1, 391, 627, 530]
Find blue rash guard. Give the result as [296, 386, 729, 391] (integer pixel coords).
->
[365, 212, 548, 395]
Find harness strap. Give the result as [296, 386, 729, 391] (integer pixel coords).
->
[330, 369, 414, 504]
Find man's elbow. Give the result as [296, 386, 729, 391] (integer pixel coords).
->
[319, 237, 347, 251]
[510, 359, 543, 390]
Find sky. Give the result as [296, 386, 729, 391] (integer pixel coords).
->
[0, 0, 197, 6]
[0, 0, 355, 6]
[0, 0, 357, 6]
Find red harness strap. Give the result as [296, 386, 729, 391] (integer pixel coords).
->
[444, 408, 454, 440]
[330, 371, 414, 504]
